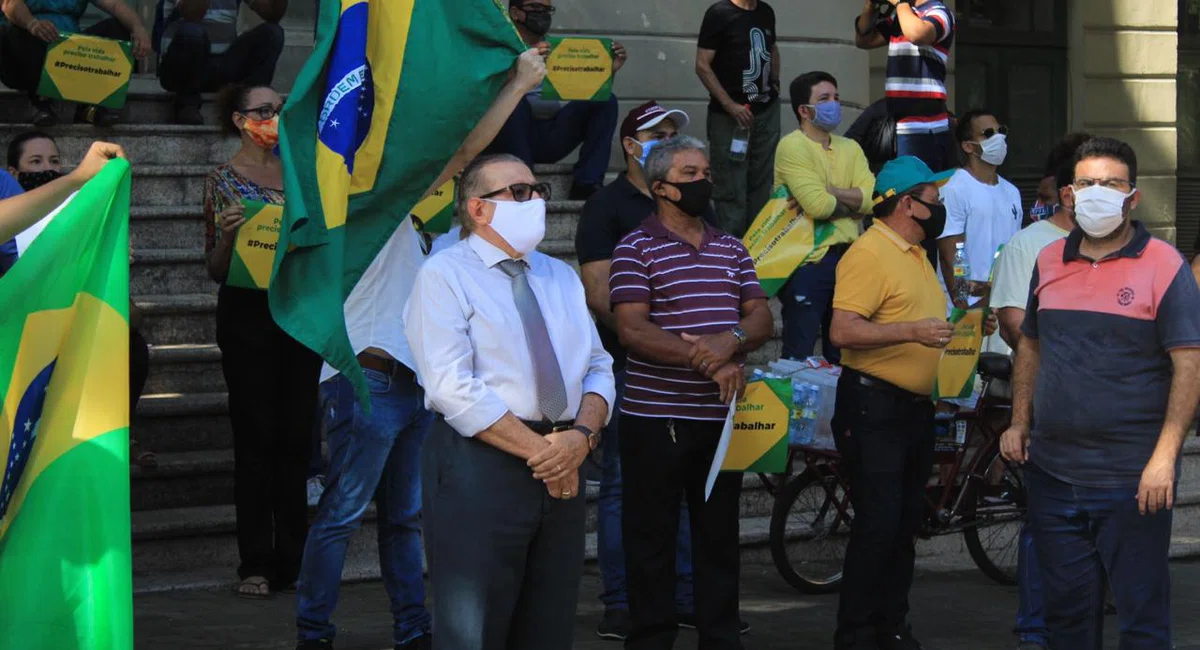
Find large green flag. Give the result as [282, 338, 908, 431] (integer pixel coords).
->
[0, 160, 133, 649]
[271, 0, 525, 403]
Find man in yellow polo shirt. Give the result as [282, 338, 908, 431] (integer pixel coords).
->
[829, 156, 993, 650]
[774, 70, 876, 363]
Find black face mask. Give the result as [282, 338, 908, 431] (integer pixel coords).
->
[660, 179, 713, 219]
[521, 11, 552, 36]
[16, 169, 63, 191]
[911, 196, 947, 240]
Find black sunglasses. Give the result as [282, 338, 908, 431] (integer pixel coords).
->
[240, 104, 282, 120]
[980, 125, 1009, 139]
[480, 182, 552, 202]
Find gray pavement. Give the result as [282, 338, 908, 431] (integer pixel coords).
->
[134, 559, 1200, 650]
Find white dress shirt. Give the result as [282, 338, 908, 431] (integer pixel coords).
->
[320, 217, 427, 382]
[404, 233, 616, 437]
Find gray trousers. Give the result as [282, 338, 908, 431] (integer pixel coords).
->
[422, 418, 586, 650]
[707, 99, 781, 238]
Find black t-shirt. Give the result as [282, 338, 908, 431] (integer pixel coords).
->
[697, 0, 778, 113]
[574, 173, 718, 370]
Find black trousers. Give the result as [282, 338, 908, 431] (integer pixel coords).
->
[215, 284, 321, 587]
[157, 21, 284, 108]
[620, 415, 743, 650]
[422, 417, 586, 650]
[0, 19, 131, 98]
[832, 371, 936, 640]
[130, 327, 149, 412]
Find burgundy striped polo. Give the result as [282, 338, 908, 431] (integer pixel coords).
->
[609, 215, 766, 421]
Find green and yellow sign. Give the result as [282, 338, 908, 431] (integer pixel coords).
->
[933, 307, 988, 400]
[411, 177, 456, 234]
[227, 201, 283, 291]
[37, 33, 133, 109]
[721, 378, 791, 474]
[542, 37, 614, 102]
[742, 187, 836, 297]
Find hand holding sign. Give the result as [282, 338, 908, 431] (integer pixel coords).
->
[912, 317, 955, 349]
[27, 19, 59, 43]
[612, 41, 628, 72]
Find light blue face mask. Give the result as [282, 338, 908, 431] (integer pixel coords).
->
[636, 138, 661, 168]
[807, 100, 843, 132]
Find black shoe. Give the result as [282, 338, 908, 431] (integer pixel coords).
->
[677, 613, 751, 635]
[876, 623, 922, 650]
[834, 627, 879, 649]
[75, 105, 120, 127]
[569, 182, 601, 201]
[30, 99, 57, 127]
[295, 640, 332, 650]
[596, 608, 630, 641]
[396, 633, 431, 650]
[173, 104, 204, 126]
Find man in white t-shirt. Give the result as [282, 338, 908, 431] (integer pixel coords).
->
[937, 109, 1023, 353]
[294, 49, 547, 650]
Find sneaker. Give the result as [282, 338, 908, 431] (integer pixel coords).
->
[75, 105, 120, 127]
[569, 182, 601, 201]
[30, 99, 56, 127]
[173, 104, 204, 126]
[295, 640, 332, 650]
[876, 623, 922, 650]
[677, 613, 750, 635]
[596, 609, 630, 641]
[396, 633, 431, 650]
[306, 476, 325, 507]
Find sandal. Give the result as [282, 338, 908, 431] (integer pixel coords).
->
[235, 576, 270, 599]
[130, 439, 157, 469]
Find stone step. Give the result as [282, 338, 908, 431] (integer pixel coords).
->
[137, 293, 217, 347]
[132, 249, 211, 295]
[0, 124, 238, 166]
[0, 83, 226, 125]
[144, 344, 223, 395]
[130, 473, 774, 581]
[129, 201, 586, 251]
[133, 391, 230, 454]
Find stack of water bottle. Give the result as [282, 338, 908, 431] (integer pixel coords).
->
[752, 357, 841, 449]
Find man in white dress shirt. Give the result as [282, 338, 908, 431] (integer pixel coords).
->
[405, 153, 616, 650]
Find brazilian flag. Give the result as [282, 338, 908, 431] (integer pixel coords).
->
[0, 160, 133, 649]
[272, 0, 525, 403]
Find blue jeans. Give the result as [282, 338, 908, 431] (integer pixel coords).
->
[1025, 462, 1173, 650]
[484, 94, 619, 187]
[296, 370, 435, 645]
[1015, 522, 1048, 645]
[780, 246, 844, 364]
[597, 370, 695, 612]
[896, 130, 954, 173]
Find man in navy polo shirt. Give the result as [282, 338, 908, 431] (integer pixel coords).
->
[1002, 137, 1200, 649]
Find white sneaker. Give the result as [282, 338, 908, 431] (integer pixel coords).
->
[306, 476, 325, 507]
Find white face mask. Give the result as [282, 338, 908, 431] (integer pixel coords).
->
[1073, 185, 1134, 238]
[486, 198, 546, 255]
[977, 133, 1008, 166]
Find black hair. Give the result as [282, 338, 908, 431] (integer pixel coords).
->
[953, 109, 994, 149]
[6, 130, 56, 169]
[1074, 136, 1138, 186]
[216, 83, 273, 136]
[1045, 132, 1093, 190]
[789, 71, 838, 123]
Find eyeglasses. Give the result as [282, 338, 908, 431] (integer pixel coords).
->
[240, 104, 282, 120]
[480, 182, 552, 202]
[517, 3, 555, 13]
[980, 125, 1008, 139]
[1074, 177, 1135, 192]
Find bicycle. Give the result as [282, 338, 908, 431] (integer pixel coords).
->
[764, 352, 1026, 594]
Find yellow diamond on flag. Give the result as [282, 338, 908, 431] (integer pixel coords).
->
[545, 38, 613, 101]
[42, 34, 133, 107]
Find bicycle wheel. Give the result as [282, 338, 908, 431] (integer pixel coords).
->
[769, 469, 852, 594]
[962, 444, 1026, 586]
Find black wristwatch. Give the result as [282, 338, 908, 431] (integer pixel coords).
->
[730, 326, 748, 349]
[574, 424, 600, 451]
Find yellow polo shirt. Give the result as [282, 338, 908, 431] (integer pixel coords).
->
[833, 220, 946, 395]
[773, 130, 876, 264]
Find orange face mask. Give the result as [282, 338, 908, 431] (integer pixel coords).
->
[242, 115, 279, 149]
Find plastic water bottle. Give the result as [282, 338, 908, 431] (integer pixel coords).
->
[952, 241, 971, 305]
[730, 106, 751, 163]
[789, 381, 818, 446]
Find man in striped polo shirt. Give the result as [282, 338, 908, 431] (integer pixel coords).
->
[609, 135, 772, 649]
[854, 0, 956, 173]
[1002, 137, 1200, 648]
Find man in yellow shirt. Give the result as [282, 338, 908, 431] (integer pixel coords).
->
[828, 156, 994, 650]
[774, 71, 875, 362]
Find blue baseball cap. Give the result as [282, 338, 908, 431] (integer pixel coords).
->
[873, 156, 955, 205]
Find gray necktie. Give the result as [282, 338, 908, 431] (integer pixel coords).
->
[497, 259, 569, 422]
